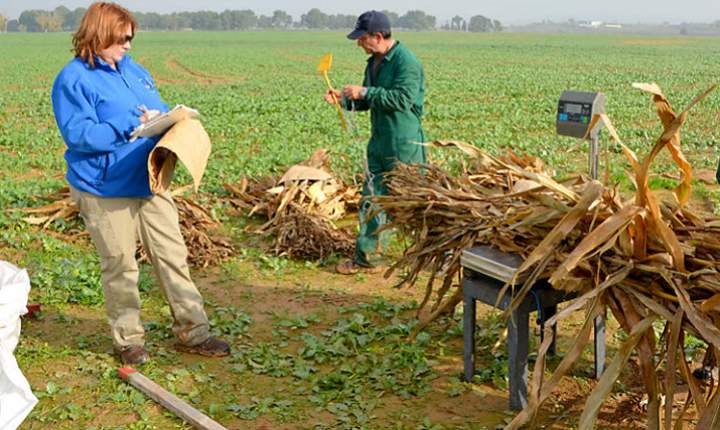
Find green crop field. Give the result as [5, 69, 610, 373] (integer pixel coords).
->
[2, 31, 720, 429]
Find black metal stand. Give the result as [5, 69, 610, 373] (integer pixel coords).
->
[462, 269, 605, 410]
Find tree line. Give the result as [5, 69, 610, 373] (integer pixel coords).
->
[442, 15, 503, 32]
[0, 7, 502, 33]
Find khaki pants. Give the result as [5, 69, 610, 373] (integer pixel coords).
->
[70, 186, 210, 350]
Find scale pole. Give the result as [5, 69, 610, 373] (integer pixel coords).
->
[588, 128, 606, 379]
[589, 130, 599, 181]
[557, 90, 607, 379]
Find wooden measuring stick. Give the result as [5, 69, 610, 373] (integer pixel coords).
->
[118, 367, 228, 430]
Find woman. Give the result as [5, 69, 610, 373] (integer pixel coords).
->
[51, 2, 229, 365]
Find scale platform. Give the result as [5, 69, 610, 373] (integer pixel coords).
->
[460, 246, 528, 284]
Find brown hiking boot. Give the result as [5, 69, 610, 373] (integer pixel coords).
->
[117, 345, 149, 365]
[335, 260, 384, 275]
[176, 337, 230, 357]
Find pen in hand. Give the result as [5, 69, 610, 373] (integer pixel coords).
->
[137, 104, 159, 124]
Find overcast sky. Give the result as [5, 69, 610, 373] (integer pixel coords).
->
[0, 0, 718, 25]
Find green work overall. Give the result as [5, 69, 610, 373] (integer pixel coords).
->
[345, 41, 426, 267]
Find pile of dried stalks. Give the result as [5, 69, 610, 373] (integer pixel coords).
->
[16, 187, 234, 268]
[375, 83, 720, 429]
[224, 149, 358, 259]
[170, 195, 235, 268]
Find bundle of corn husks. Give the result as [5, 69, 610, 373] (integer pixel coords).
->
[16, 187, 234, 268]
[375, 83, 720, 429]
[224, 149, 359, 259]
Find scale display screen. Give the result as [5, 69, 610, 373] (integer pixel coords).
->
[557, 101, 592, 124]
[565, 103, 583, 114]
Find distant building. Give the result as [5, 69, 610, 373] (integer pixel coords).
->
[577, 20, 604, 28]
[574, 20, 622, 29]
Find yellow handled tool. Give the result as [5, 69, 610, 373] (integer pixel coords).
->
[317, 53, 348, 130]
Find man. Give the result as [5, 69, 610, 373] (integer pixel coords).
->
[324, 10, 427, 275]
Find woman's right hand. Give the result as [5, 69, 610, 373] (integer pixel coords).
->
[324, 89, 342, 105]
[139, 109, 160, 123]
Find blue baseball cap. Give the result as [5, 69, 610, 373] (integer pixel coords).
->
[347, 10, 392, 40]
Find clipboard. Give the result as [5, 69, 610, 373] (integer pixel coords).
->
[130, 104, 199, 142]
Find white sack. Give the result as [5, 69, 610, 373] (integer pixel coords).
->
[0, 261, 38, 430]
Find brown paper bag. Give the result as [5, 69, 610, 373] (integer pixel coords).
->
[147, 119, 211, 194]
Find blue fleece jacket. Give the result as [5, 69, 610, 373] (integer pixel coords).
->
[51, 55, 169, 197]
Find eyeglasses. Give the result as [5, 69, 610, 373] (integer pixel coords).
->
[117, 34, 134, 44]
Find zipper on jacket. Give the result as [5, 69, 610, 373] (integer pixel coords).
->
[118, 69, 130, 88]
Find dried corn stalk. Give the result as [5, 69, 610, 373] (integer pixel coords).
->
[376, 83, 720, 429]
[224, 149, 359, 259]
[15, 187, 234, 268]
[160, 194, 235, 268]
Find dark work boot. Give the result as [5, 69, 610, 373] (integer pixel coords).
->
[176, 337, 230, 357]
[118, 345, 149, 365]
[693, 366, 715, 381]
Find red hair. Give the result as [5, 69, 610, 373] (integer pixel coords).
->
[72, 2, 137, 68]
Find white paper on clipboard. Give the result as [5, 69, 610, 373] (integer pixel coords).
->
[130, 104, 199, 141]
